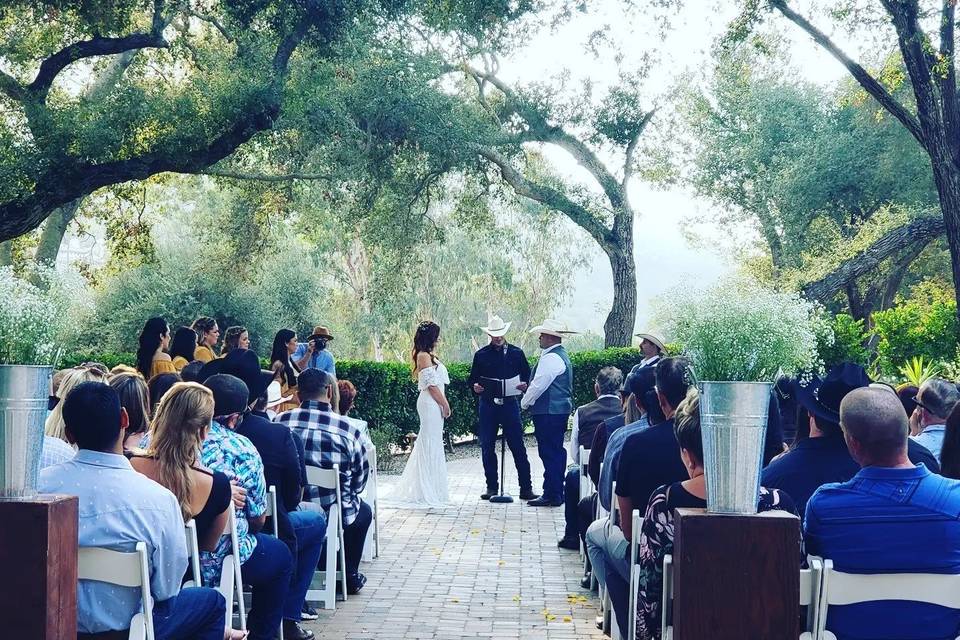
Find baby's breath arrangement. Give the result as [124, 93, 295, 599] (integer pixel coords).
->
[0, 266, 90, 366]
[653, 277, 825, 382]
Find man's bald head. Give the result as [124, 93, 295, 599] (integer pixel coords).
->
[840, 387, 909, 466]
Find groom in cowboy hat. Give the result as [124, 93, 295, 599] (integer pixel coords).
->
[468, 315, 537, 501]
[521, 319, 577, 507]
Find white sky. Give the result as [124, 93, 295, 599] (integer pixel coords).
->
[496, 0, 870, 335]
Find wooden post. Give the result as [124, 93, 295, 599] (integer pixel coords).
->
[0, 495, 78, 640]
[672, 508, 800, 640]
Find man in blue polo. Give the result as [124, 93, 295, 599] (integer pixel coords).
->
[805, 387, 960, 640]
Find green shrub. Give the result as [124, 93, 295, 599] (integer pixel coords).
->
[62, 347, 645, 445]
[819, 313, 870, 368]
[872, 282, 959, 377]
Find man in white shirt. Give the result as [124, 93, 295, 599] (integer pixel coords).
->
[521, 319, 576, 507]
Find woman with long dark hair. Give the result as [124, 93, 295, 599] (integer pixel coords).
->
[191, 316, 220, 363]
[270, 329, 300, 413]
[389, 321, 450, 507]
[940, 404, 960, 480]
[136, 317, 175, 379]
[220, 326, 249, 357]
[169, 327, 198, 372]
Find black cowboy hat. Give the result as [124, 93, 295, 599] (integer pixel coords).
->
[793, 362, 872, 425]
[199, 349, 274, 405]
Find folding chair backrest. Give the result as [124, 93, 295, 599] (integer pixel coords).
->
[223, 508, 246, 632]
[609, 481, 619, 525]
[265, 485, 280, 537]
[78, 542, 154, 640]
[183, 520, 202, 588]
[627, 508, 642, 640]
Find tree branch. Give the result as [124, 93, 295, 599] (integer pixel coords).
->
[801, 213, 944, 302]
[622, 109, 657, 191]
[198, 169, 333, 182]
[939, 0, 959, 151]
[0, 69, 26, 102]
[478, 147, 613, 245]
[769, 0, 926, 148]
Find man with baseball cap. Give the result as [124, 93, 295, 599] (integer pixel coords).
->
[468, 314, 536, 500]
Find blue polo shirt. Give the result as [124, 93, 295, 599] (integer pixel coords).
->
[805, 464, 960, 640]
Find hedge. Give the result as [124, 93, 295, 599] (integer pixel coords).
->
[61, 347, 646, 447]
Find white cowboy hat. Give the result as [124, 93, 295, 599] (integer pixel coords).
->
[264, 381, 292, 408]
[634, 332, 666, 353]
[529, 319, 579, 339]
[481, 314, 512, 337]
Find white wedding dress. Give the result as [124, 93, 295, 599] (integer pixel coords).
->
[389, 362, 450, 507]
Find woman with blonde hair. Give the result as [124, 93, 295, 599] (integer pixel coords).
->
[130, 382, 233, 552]
[220, 326, 250, 357]
[45, 366, 108, 441]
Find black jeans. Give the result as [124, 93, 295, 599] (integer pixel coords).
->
[563, 466, 581, 538]
[321, 500, 372, 579]
[477, 398, 532, 492]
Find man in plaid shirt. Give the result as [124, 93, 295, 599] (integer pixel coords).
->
[275, 368, 372, 594]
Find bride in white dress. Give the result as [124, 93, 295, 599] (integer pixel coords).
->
[390, 320, 451, 507]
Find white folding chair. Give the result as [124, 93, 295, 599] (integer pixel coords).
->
[78, 543, 154, 640]
[602, 481, 619, 636]
[660, 555, 823, 640]
[361, 446, 380, 562]
[265, 485, 280, 537]
[304, 463, 349, 610]
[815, 559, 960, 640]
[578, 446, 592, 560]
[183, 520, 202, 588]
[217, 509, 246, 633]
[626, 508, 642, 640]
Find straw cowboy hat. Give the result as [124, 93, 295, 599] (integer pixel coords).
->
[264, 381, 292, 409]
[634, 332, 666, 353]
[308, 325, 334, 341]
[481, 314, 512, 337]
[529, 319, 579, 339]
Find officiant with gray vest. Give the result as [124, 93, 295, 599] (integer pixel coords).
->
[521, 319, 577, 507]
[468, 315, 537, 501]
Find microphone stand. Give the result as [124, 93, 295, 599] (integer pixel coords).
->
[489, 430, 514, 504]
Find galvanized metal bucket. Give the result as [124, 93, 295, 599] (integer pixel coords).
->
[0, 364, 52, 498]
[699, 381, 772, 515]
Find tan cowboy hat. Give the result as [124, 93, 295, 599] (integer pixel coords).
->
[309, 325, 334, 340]
[264, 381, 292, 409]
[529, 319, 579, 339]
[481, 314, 512, 337]
[634, 332, 666, 353]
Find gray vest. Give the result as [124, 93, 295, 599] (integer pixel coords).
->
[530, 345, 573, 416]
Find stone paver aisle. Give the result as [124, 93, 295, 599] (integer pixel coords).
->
[305, 446, 606, 639]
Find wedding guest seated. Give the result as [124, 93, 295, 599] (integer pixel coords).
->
[762, 363, 939, 519]
[38, 382, 228, 640]
[148, 372, 181, 416]
[130, 382, 232, 553]
[180, 359, 206, 383]
[206, 349, 324, 639]
[221, 325, 250, 357]
[45, 365, 108, 442]
[137, 317, 177, 379]
[910, 378, 960, 461]
[338, 379, 357, 416]
[805, 387, 960, 640]
[634, 388, 796, 640]
[275, 369, 371, 595]
[559, 366, 623, 551]
[897, 383, 920, 423]
[110, 364, 139, 376]
[939, 404, 960, 480]
[169, 326, 199, 372]
[109, 371, 151, 451]
[587, 357, 690, 631]
[202, 373, 293, 640]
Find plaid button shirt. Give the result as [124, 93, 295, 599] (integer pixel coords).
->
[276, 401, 369, 525]
[199, 421, 267, 586]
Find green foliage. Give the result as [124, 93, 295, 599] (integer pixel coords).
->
[898, 356, 941, 387]
[873, 282, 959, 377]
[819, 313, 870, 368]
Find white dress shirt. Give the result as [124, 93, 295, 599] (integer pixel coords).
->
[521, 344, 567, 410]
[567, 394, 622, 463]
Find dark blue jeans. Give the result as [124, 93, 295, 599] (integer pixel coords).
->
[478, 399, 532, 492]
[532, 413, 568, 502]
[285, 509, 326, 621]
[153, 587, 225, 640]
[563, 466, 581, 538]
[242, 533, 293, 640]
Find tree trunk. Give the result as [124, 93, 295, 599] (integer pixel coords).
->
[602, 236, 637, 348]
[0, 241, 11, 267]
[928, 152, 960, 322]
[34, 199, 82, 266]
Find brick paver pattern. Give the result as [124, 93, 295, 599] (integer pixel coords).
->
[303, 445, 605, 639]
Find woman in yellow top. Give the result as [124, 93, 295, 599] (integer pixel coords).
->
[220, 326, 249, 357]
[136, 317, 176, 379]
[168, 326, 198, 371]
[191, 316, 220, 363]
[269, 328, 301, 413]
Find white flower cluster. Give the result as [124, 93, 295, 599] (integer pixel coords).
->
[0, 265, 92, 366]
[653, 277, 825, 383]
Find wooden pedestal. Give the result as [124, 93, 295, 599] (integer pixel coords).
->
[672, 507, 800, 640]
[0, 495, 78, 640]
